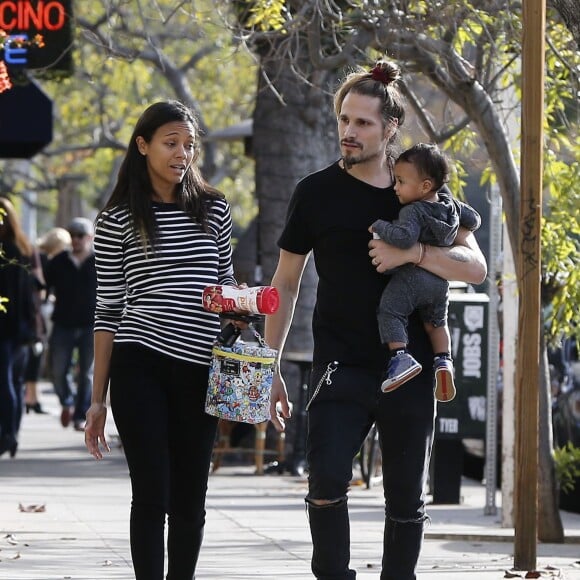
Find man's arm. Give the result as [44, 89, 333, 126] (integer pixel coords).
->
[264, 249, 310, 431]
[369, 226, 487, 285]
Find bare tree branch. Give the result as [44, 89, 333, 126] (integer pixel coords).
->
[77, 13, 220, 176]
[399, 81, 472, 143]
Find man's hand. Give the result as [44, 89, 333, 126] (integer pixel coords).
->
[369, 237, 418, 273]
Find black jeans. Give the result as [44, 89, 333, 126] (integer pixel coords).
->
[306, 361, 435, 580]
[110, 343, 218, 580]
[0, 339, 19, 444]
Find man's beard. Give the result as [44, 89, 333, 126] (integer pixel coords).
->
[342, 154, 357, 170]
[342, 149, 381, 170]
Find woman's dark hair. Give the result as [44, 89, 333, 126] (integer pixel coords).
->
[396, 143, 450, 191]
[99, 100, 223, 249]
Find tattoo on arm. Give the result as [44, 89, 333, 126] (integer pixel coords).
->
[448, 247, 471, 263]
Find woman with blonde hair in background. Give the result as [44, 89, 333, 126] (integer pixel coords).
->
[0, 197, 43, 457]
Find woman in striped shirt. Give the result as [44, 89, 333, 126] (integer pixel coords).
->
[84, 100, 237, 580]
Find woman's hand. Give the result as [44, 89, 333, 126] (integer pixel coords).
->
[84, 402, 110, 460]
[230, 282, 252, 327]
[269, 373, 291, 432]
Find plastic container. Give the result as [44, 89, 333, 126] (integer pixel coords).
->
[202, 285, 279, 315]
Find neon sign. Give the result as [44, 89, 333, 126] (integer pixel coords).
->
[0, 2, 66, 31]
[4, 35, 26, 63]
[0, 1, 73, 75]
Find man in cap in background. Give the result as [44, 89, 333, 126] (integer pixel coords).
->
[45, 217, 97, 431]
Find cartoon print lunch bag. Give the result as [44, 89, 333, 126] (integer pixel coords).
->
[205, 329, 278, 424]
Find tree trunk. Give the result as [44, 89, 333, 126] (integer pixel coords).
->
[253, 51, 339, 353]
[56, 174, 85, 226]
[550, 0, 580, 48]
[250, 48, 339, 454]
[538, 315, 565, 542]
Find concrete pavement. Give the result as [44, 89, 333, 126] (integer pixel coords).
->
[1, 384, 580, 579]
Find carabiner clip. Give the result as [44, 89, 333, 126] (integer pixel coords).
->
[325, 361, 338, 385]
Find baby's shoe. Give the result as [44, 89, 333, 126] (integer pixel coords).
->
[381, 351, 422, 393]
[433, 356, 456, 402]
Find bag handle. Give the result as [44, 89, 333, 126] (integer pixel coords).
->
[250, 324, 268, 348]
[215, 321, 271, 349]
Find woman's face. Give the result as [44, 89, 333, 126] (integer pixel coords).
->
[136, 121, 196, 199]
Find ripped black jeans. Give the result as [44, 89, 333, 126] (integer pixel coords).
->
[305, 363, 435, 580]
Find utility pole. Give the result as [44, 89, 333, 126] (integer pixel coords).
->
[514, 0, 546, 570]
[484, 185, 502, 516]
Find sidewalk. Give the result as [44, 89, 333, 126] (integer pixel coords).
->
[1, 384, 579, 579]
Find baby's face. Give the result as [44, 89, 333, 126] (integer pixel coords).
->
[393, 161, 433, 204]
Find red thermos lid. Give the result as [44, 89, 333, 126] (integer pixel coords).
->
[255, 286, 279, 314]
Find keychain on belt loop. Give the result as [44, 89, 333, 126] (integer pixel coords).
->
[305, 361, 338, 411]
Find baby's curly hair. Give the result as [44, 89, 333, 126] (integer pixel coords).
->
[397, 143, 450, 192]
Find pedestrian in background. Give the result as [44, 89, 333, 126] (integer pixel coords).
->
[45, 217, 96, 431]
[23, 227, 72, 415]
[84, 100, 237, 580]
[0, 197, 42, 458]
[265, 60, 487, 580]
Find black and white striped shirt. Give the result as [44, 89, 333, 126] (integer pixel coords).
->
[94, 199, 236, 365]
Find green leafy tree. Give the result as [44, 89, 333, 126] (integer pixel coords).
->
[554, 442, 580, 495]
[0, 1, 258, 232]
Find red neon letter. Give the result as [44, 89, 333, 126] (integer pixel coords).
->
[43, 1, 65, 31]
[22, 2, 43, 29]
[0, 2, 17, 31]
[0, 1, 66, 31]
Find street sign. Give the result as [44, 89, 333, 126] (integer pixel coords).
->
[0, 78, 52, 158]
[435, 293, 490, 440]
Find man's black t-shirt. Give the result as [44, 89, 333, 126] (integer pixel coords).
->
[45, 250, 97, 328]
[278, 161, 432, 371]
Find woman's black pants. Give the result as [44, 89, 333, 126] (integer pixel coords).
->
[109, 343, 218, 580]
